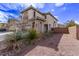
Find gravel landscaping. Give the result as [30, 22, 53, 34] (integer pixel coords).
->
[0, 33, 79, 56]
[0, 28, 79, 56]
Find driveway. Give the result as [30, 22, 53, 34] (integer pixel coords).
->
[0, 32, 13, 41]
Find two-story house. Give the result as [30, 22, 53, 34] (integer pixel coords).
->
[21, 6, 58, 32]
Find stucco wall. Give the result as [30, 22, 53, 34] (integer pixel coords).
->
[22, 11, 28, 19]
[21, 8, 58, 32]
[44, 15, 57, 31]
[28, 9, 34, 19]
[52, 26, 79, 40]
[35, 12, 45, 19]
[68, 26, 77, 39]
[34, 20, 44, 32]
[22, 11, 28, 24]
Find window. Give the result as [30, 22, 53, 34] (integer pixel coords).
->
[49, 24, 51, 27]
[54, 21, 55, 23]
[23, 16, 28, 19]
[32, 22, 35, 28]
[49, 24, 51, 29]
[53, 21, 56, 27]
[45, 15, 46, 19]
[40, 22, 42, 27]
[34, 11, 35, 18]
[40, 22, 42, 24]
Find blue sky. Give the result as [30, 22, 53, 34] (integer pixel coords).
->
[0, 3, 79, 24]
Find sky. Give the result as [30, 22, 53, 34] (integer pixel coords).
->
[0, 3, 79, 24]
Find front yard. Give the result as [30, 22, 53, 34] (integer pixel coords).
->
[0, 26, 79, 56]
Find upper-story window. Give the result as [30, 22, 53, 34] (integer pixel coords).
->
[23, 15, 28, 19]
[45, 15, 46, 19]
[34, 11, 35, 18]
[54, 21, 56, 23]
[53, 21, 56, 27]
[22, 12, 28, 20]
[32, 22, 35, 28]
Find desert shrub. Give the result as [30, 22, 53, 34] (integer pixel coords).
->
[5, 31, 30, 50]
[21, 31, 29, 39]
[15, 31, 23, 41]
[5, 29, 38, 52]
[5, 31, 24, 51]
[26, 29, 37, 44]
[5, 33, 17, 50]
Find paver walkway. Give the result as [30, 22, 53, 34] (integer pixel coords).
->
[24, 33, 79, 56]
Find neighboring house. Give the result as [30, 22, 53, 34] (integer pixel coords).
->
[58, 23, 66, 28]
[21, 6, 58, 32]
[0, 23, 6, 29]
[6, 19, 19, 31]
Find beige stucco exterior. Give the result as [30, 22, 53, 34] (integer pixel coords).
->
[21, 6, 58, 32]
[44, 14, 58, 31]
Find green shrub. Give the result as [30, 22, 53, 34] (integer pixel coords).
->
[27, 29, 37, 44]
[15, 31, 22, 41]
[21, 32, 29, 39]
[5, 31, 30, 50]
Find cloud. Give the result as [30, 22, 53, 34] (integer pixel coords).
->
[35, 3, 45, 8]
[0, 3, 45, 12]
[23, 3, 45, 9]
[0, 3, 26, 12]
[75, 21, 79, 24]
[62, 7, 66, 10]
[54, 15, 59, 19]
[54, 3, 64, 7]
[2, 3, 44, 12]
[0, 11, 8, 23]
[51, 9, 54, 12]
[0, 3, 45, 23]
[0, 4, 25, 23]
[0, 10, 19, 23]
[57, 21, 63, 24]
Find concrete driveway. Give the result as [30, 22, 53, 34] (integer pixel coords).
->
[0, 32, 13, 41]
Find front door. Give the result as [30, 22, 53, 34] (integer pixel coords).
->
[44, 24, 48, 32]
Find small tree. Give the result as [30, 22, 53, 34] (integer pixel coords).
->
[66, 20, 77, 27]
[8, 18, 17, 23]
